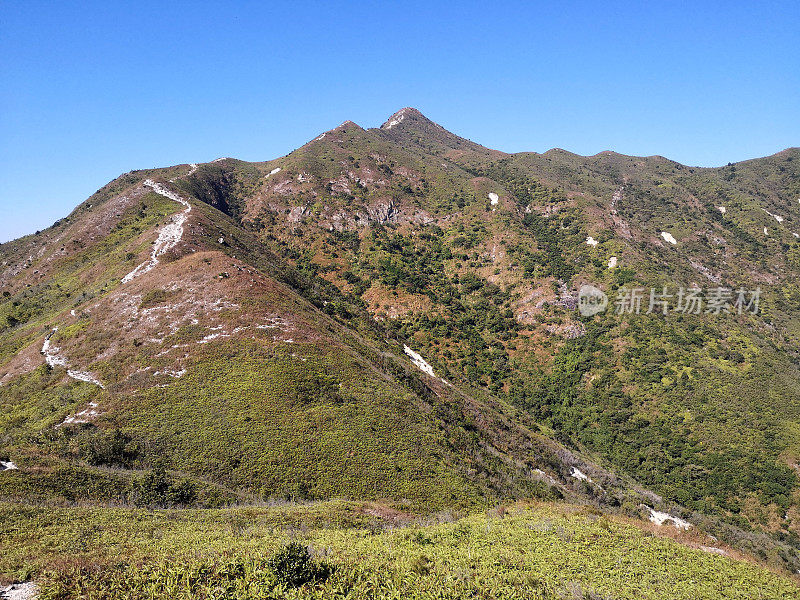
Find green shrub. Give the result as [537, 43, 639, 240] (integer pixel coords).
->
[139, 288, 168, 308]
[83, 429, 139, 467]
[267, 542, 331, 588]
[132, 461, 197, 508]
[134, 463, 170, 506]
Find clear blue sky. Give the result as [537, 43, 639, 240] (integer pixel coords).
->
[1, 1, 798, 242]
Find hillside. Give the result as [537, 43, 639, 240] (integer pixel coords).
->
[0, 152, 662, 511]
[1, 108, 800, 595]
[188, 109, 800, 530]
[224, 112, 800, 516]
[3, 500, 799, 600]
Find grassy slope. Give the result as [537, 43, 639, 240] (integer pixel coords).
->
[2, 500, 797, 599]
[0, 186, 479, 508]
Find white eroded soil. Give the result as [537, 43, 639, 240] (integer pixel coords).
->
[122, 180, 192, 284]
[42, 328, 104, 389]
[646, 506, 692, 530]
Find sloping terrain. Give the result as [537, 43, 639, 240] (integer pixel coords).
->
[3, 500, 799, 599]
[211, 110, 800, 528]
[185, 110, 800, 529]
[1, 109, 800, 592]
[0, 155, 653, 512]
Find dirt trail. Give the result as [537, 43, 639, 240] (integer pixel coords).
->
[121, 180, 192, 284]
[41, 328, 104, 388]
[0, 582, 38, 600]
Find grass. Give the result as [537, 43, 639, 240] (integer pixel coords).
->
[1, 500, 796, 599]
[0, 333, 501, 509]
[120, 340, 481, 507]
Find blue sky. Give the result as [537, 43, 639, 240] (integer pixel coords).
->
[1, 1, 798, 242]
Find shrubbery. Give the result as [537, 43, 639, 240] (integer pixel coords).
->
[83, 429, 139, 468]
[132, 460, 197, 508]
[267, 542, 331, 587]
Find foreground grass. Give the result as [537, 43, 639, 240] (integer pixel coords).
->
[1, 500, 797, 599]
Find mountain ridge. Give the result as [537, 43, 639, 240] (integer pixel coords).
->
[2, 107, 800, 579]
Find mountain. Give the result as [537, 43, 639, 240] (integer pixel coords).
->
[2, 109, 800, 590]
[0, 155, 635, 510]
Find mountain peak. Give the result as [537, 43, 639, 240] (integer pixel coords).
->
[306, 120, 365, 144]
[335, 120, 362, 131]
[377, 107, 500, 158]
[380, 107, 429, 130]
